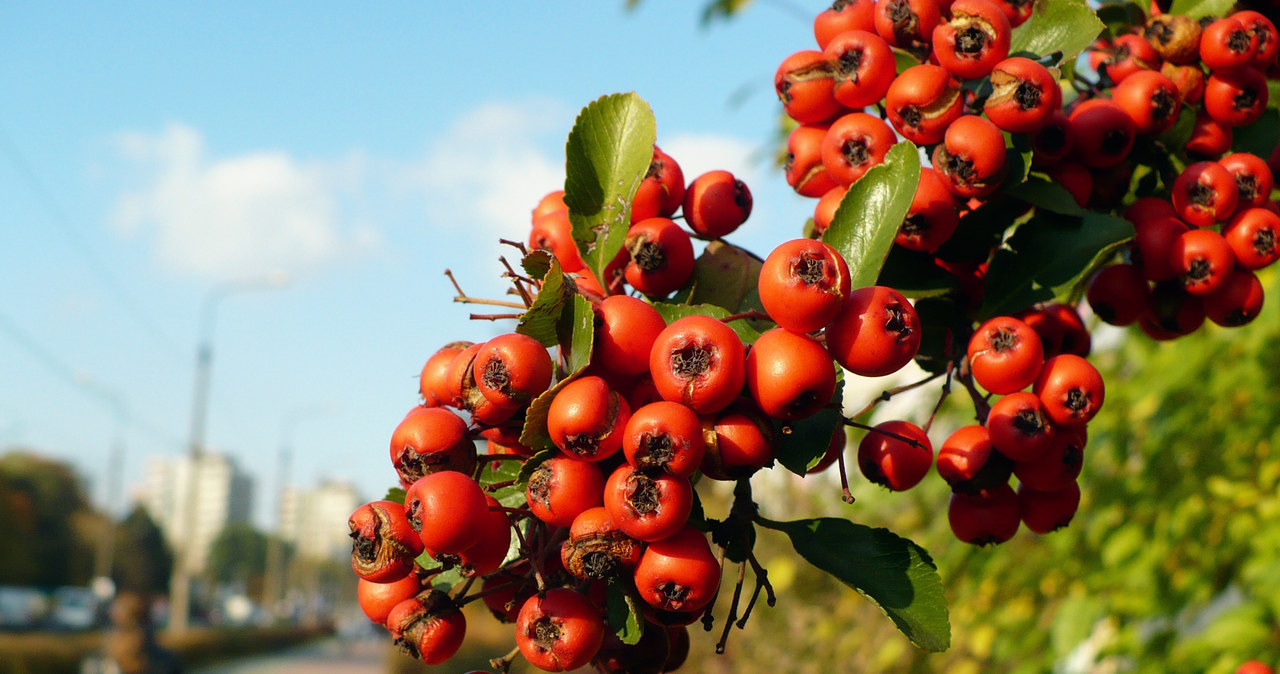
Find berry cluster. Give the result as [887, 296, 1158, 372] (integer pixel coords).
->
[1079, 8, 1280, 337]
[347, 0, 1280, 667]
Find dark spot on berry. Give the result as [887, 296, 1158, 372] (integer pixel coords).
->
[794, 254, 829, 285]
[1015, 81, 1042, 111]
[634, 241, 666, 272]
[956, 26, 988, 55]
[671, 344, 713, 378]
[1013, 408, 1047, 436]
[842, 138, 871, 167]
[625, 473, 661, 515]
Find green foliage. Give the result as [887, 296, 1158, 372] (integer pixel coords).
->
[0, 452, 96, 587]
[206, 523, 269, 587]
[1009, 0, 1106, 62]
[1168, 0, 1238, 19]
[565, 92, 656, 285]
[822, 141, 921, 289]
[759, 516, 950, 653]
[113, 505, 173, 595]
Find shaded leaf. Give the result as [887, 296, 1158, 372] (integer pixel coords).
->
[564, 93, 657, 287]
[606, 578, 645, 645]
[773, 372, 844, 475]
[1005, 175, 1087, 215]
[1232, 108, 1280, 159]
[517, 260, 570, 348]
[686, 240, 765, 314]
[822, 141, 921, 289]
[876, 247, 961, 298]
[522, 250, 555, 280]
[758, 517, 950, 652]
[556, 293, 596, 374]
[651, 302, 763, 345]
[1009, 0, 1104, 63]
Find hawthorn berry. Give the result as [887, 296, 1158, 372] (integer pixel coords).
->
[967, 315, 1044, 394]
[821, 112, 897, 187]
[1170, 228, 1235, 296]
[560, 506, 643, 580]
[824, 29, 896, 109]
[931, 0, 1012, 81]
[1205, 269, 1265, 327]
[786, 123, 838, 198]
[633, 526, 722, 614]
[593, 295, 667, 377]
[933, 114, 1007, 198]
[358, 574, 423, 625]
[1225, 207, 1280, 269]
[745, 328, 837, 420]
[885, 64, 965, 146]
[547, 375, 632, 462]
[385, 589, 467, 665]
[986, 391, 1056, 463]
[825, 285, 922, 377]
[624, 217, 696, 297]
[389, 406, 477, 489]
[472, 333, 553, 407]
[684, 170, 752, 239]
[526, 456, 606, 528]
[898, 167, 960, 252]
[1034, 354, 1105, 426]
[701, 400, 777, 480]
[516, 589, 606, 672]
[632, 145, 685, 222]
[948, 483, 1021, 545]
[348, 500, 425, 583]
[983, 56, 1059, 134]
[649, 315, 746, 415]
[404, 470, 489, 555]
[758, 238, 851, 334]
[1087, 264, 1151, 326]
[622, 400, 706, 478]
[937, 424, 1014, 497]
[857, 420, 933, 491]
[775, 50, 841, 124]
[603, 463, 693, 543]
[1017, 481, 1081, 534]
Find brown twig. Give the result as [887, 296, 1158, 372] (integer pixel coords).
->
[848, 369, 948, 420]
[841, 418, 929, 450]
[499, 256, 535, 307]
[498, 239, 529, 255]
[923, 362, 956, 434]
[445, 268, 528, 309]
[835, 445, 856, 504]
[715, 562, 748, 654]
[720, 310, 774, 324]
[489, 646, 520, 673]
[470, 313, 524, 321]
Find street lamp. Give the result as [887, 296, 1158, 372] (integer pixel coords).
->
[74, 373, 129, 599]
[262, 401, 336, 621]
[168, 271, 290, 634]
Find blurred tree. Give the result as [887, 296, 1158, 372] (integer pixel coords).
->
[207, 523, 269, 597]
[112, 505, 173, 595]
[0, 451, 96, 586]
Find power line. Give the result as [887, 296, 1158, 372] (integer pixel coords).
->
[0, 123, 181, 356]
[0, 307, 184, 451]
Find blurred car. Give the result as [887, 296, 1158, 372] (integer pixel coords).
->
[0, 586, 49, 630]
[50, 586, 99, 630]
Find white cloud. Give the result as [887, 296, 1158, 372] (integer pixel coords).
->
[112, 123, 375, 279]
[407, 99, 571, 244]
[660, 133, 767, 189]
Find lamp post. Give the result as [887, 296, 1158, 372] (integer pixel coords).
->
[261, 402, 335, 621]
[167, 271, 289, 634]
[75, 374, 129, 597]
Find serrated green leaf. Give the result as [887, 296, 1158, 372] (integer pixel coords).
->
[1006, 175, 1086, 215]
[564, 92, 657, 286]
[978, 211, 1134, 318]
[517, 260, 570, 348]
[515, 447, 559, 486]
[427, 565, 466, 593]
[893, 48, 921, 75]
[651, 301, 763, 345]
[383, 487, 407, 505]
[822, 141, 921, 289]
[1168, 0, 1236, 19]
[478, 456, 528, 508]
[605, 578, 645, 645]
[1009, 0, 1104, 63]
[758, 517, 950, 652]
[522, 250, 555, 280]
[773, 374, 844, 475]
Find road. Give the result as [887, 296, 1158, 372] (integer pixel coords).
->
[192, 636, 387, 674]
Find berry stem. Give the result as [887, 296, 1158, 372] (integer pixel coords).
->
[841, 418, 929, 450]
[849, 369, 948, 420]
[715, 561, 748, 655]
[835, 447, 856, 504]
[719, 310, 774, 324]
[923, 361, 956, 433]
[956, 359, 992, 423]
[489, 646, 520, 674]
[498, 255, 535, 308]
[445, 268, 528, 309]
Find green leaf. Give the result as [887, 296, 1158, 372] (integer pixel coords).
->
[1168, 0, 1237, 19]
[685, 240, 766, 314]
[893, 48, 921, 75]
[773, 374, 844, 475]
[517, 259, 570, 348]
[876, 248, 960, 298]
[758, 517, 950, 652]
[1156, 106, 1197, 166]
[651, 301, 763, 345]
[383, 487, 407, 505]
[912, 296, 967, 374]
[1009, 0, 1105, 63]
[556, 293, 596, 374]
[522, 250, 555, 281]
[1005, 175, 1086, 215]
[1095, 2, 1146, 39]
[1003, 132, 1034, 186]
[978, 211, 1134, 318]
[822, 141, 921, 289]
[478, 457, 527, 508]
[515, 447, 558, 486]
[605, 578, 645, 645]
[427, 565, 466, 593]
[1231, 108, 1280, 158]
[564, 92, 657, 286]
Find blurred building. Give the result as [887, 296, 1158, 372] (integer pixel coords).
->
[278, 480, 360, 562]
[140, 452, 254, 573]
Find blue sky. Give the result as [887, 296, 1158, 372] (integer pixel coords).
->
[0, 2, 827, 527]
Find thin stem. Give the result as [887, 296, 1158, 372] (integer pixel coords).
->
[456, 577, 520, 607]
[742, 551, 777, 620]
[849, 369, 947, 420]
[841, 418, 929, 450]
[835, 445, 855, 504]
[446, 268, 527, 309]
[451, 576, 476, 602]
[720, 310, 774, 324]
[511, 520, 546, 594]
[715, 562, 748, 654]
[956, 359, 992, 423]
[489, 646, 520, 674]
[923, 362, 956, 434]
[498, 239, 529, 256]
[499, 256, 535, 308]
[470, 312, 524, 321]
